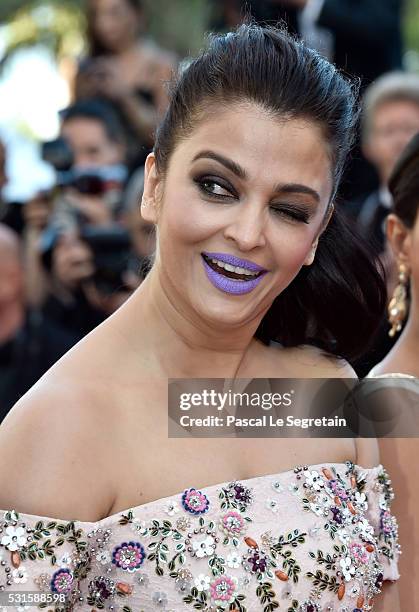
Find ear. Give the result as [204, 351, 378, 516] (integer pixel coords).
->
[386, 213, 412, 270]
[303, 203, 334, 266]
[140, 153, 161, 224]
[303, 240, 318, 266]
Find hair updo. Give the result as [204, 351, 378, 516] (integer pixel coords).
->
[154, 24, 386, 362]
[388, 131, 419, 228]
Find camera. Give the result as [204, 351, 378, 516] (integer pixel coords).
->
[80, 225, 134, 294]
[41, 138, 127, 196]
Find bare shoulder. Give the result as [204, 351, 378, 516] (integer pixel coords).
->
[0, 352, 119, 521]
[268, 343, 358, 378]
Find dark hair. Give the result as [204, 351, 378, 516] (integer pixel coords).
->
[154, 24, 386, 361]
[86, 0, 143, 57]
[60, 100, 125, 145]
[388, 131, 419, 228]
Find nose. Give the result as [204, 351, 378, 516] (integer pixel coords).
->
[223, 201, 267, 252]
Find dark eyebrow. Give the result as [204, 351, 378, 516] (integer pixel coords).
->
[192, 150, 320, 204]
[191, 150, 247, 180]
[273, 183, 320, 204]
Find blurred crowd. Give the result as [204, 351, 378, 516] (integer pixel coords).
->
[0, 0, 418, 419]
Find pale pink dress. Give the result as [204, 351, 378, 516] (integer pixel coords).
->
[0, 462, 400, 611]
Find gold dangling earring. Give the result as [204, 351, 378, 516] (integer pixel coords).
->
[388, 263, 409, 337]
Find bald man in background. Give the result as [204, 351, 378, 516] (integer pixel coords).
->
[0, 224, 76, 421]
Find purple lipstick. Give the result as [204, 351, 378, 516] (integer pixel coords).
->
[201, 251, 268, 295]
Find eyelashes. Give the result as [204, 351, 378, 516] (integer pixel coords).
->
[194, 176, 237, 200]
[270, 205, 310, 224]
[193, 175, 311, 224]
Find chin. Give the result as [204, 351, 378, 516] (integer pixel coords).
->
[193, 292, 263, 330]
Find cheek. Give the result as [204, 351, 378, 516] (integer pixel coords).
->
[267, 225, 318, 272]
[158, 191, 217, 247]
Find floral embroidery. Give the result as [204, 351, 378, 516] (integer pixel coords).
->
[271, 480, 284, 494]
[12, 566, 28, 584]
[219, 510, 247, 542]
[87, 574, 116, 601]
[111, 540, 146, 572]
[165, 500, 180, 516]
[300, 462, 398, 611]
[95, 549, 111, 565]
[0, 465, 400, 611]
[374, 468, 401, 563]
[1, 526, 27, 551]
[304, 470, 324, 492]
[192, 535, 216, 558]
[195, 573, 211, 590]
[210, 574, 239, 607]
[136, 571, 150, 586]
[219, 481, 253, 511]
[50, 568, 73, 593]
[265, 499, 280, 513]
[152, 590, 169, 606]
[176, 516, 192, 531]
[339, 556, 356, 581]
[244, 547, 270, 574]
[349, 542, 369, 565]
[175, 567, 193, 593]
[298, 601, 321, 611]
[182, 488, 210, 515]
[226, 551, 242, 568]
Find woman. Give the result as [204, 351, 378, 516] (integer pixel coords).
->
[76, 0, 176, 169]
[369, 131, 419, 377]
[0, 25, 400, 610]
[367, 132, 419, 609]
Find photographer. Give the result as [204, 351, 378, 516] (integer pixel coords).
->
[38, 227, 105, 340]
[47, 99, 129, 233]
[39, 224, 144, 339]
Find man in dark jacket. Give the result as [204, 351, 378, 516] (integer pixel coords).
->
[0, 224, 77, 421]
[243, 0, 403, 89]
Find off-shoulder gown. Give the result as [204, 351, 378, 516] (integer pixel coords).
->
[0, 462, 400, 611]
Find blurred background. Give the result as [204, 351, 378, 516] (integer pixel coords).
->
[0, 0, 211, 201]
[1, 0, 419, 420]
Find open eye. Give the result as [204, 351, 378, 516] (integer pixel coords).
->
[194, 176, 237, 200]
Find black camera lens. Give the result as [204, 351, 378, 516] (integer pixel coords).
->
[72, 174, 105, 196]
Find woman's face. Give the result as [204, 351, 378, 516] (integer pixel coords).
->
[91, 0, 141, 51]
[144, 103, 334, 331]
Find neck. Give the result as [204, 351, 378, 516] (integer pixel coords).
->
[0, 302, 25, 345]
[119, 269, 265, 378]
[381, 293, 419, 376]
[398, 296, 419, 354]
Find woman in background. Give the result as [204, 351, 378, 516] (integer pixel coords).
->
[368, 132, 419, 609]
[76, 0, 176, 170]
[369, 132, 419, 377]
